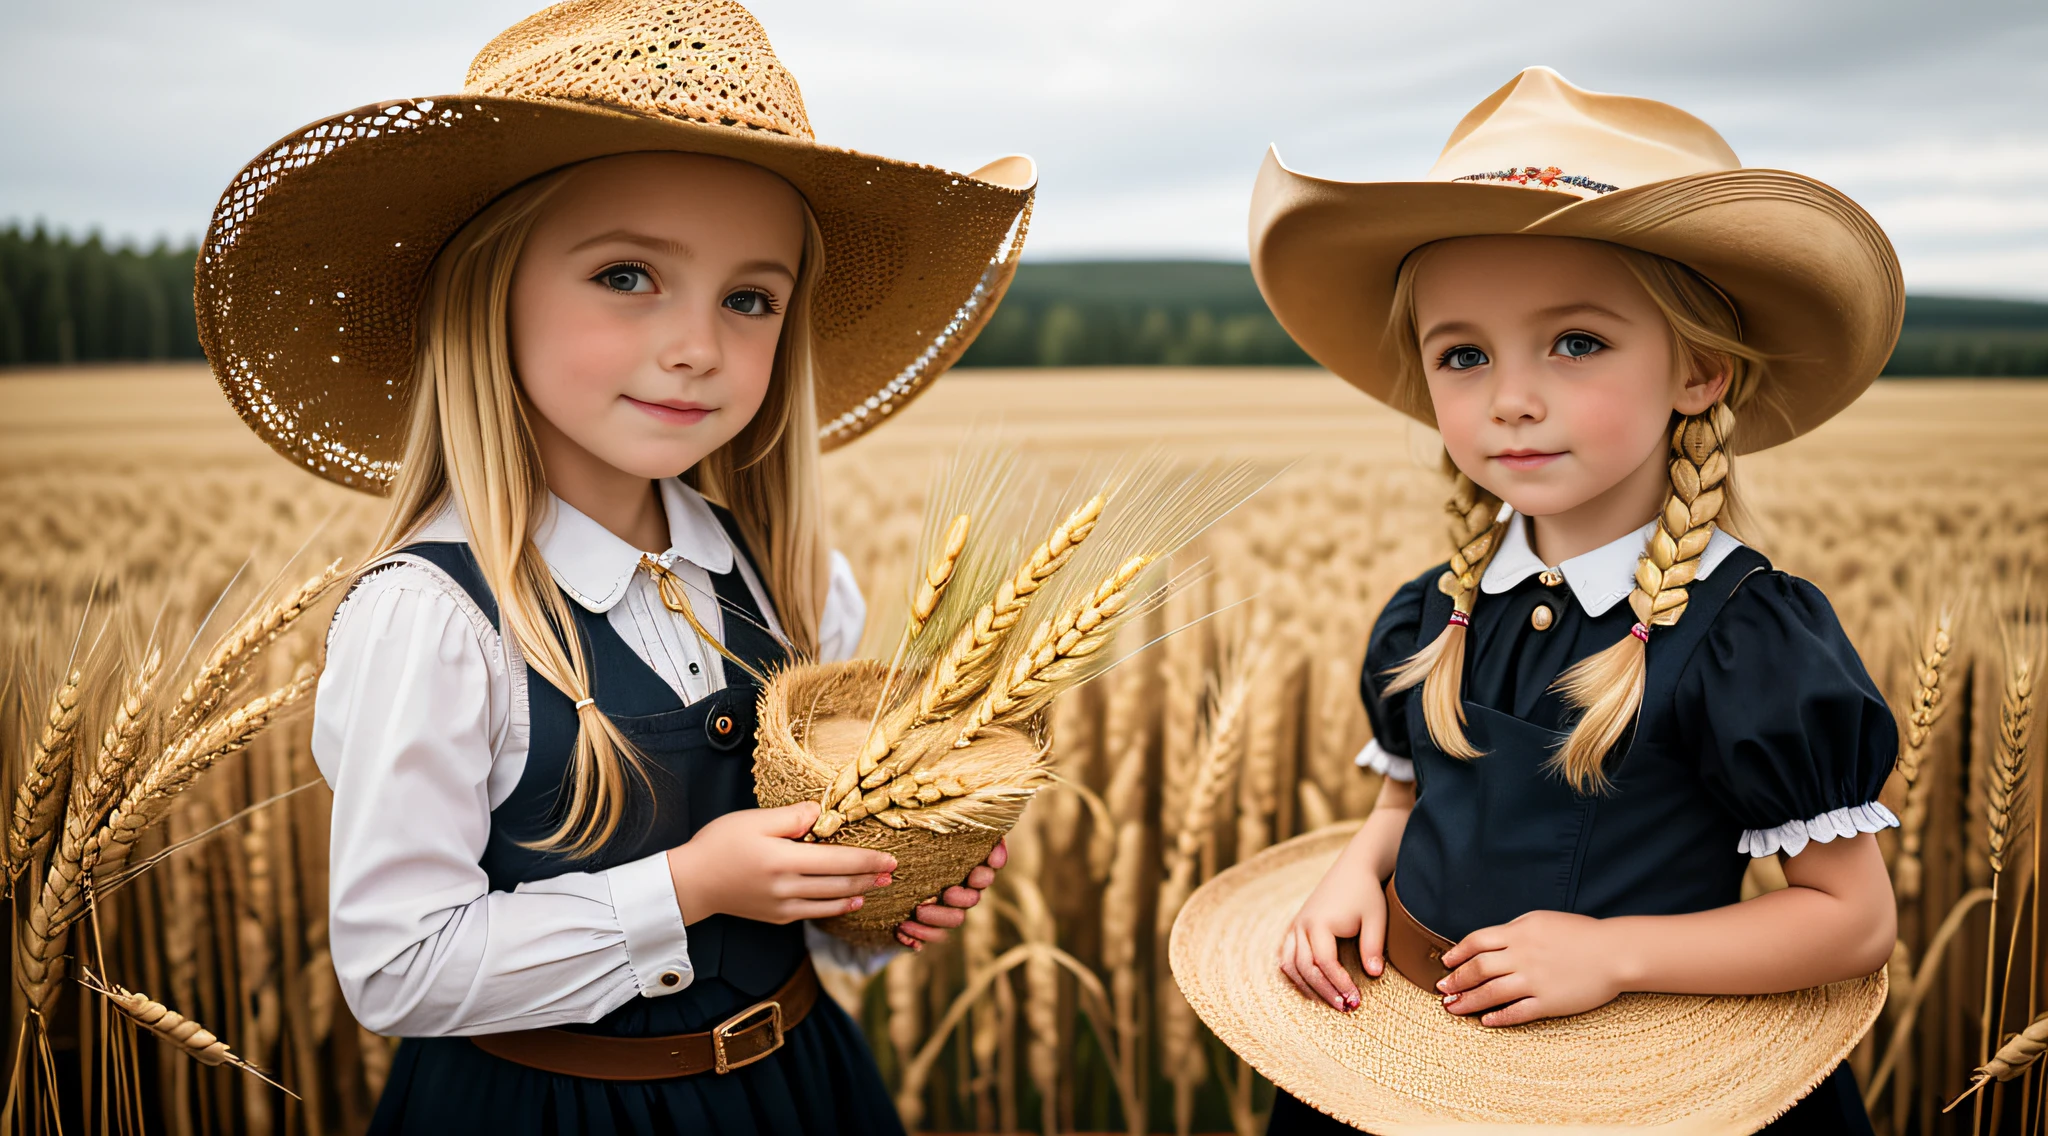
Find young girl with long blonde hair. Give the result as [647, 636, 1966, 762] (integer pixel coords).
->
[194, 2, 1034, 1130]
[1227, 68, 1903, 1132]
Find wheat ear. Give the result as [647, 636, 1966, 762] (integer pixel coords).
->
[6, 669, 84, 889]
[1946, 1012, 2048, 1111]
[163, 560, 344, 736]
[817, 497, 1103, 828]
[79, 968, 294, 1095]
[1987, 615, 2038, 877]
[953, 555, 1150, 750]
[908, 513, 972, 641]
[1896, 601, 1959, 901]
[82, 663, 319, 889]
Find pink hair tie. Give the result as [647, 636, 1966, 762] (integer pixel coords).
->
[1447, 610, 1471, 629]
[1630, 622, 1650, 643]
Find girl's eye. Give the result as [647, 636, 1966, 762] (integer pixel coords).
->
[724, 289, 778, 317]
[595, 264, 655, 294]
[1439, 345, 1489, 371]
[1555, 333, 1606, 359]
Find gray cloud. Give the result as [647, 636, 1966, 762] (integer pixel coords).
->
[3, 0, 2043, 296]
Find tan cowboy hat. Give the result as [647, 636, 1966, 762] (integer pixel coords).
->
[197, 0, 1035, 491]
[1171, 824, 1887, 1134]
[1248, 66, 1902, 454]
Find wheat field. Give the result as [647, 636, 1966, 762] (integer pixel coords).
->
[2, 365, 2044, 1135]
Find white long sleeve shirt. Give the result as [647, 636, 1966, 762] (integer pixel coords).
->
[313, 479, 890, 1037]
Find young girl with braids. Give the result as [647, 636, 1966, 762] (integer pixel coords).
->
[194, 2, 1035, 1131]
[1255, 69, 1904, 1132]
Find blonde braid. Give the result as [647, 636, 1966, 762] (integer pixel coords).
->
[1384, 460, 1505, 759]
[1552, 402, 1735, 791]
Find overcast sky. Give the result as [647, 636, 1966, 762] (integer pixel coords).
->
[4, 0, 2044, 298]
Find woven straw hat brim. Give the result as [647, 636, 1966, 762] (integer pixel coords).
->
[197, 94, 1034, 491]
[1170, 823, 1887, 1134]
[1248, 149, 1903, 455]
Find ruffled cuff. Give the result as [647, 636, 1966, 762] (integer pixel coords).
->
[1737, 801, 1899, 858]
[1355, 739, 1414, 782]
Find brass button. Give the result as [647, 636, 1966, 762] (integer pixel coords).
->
[659, 970, 683, 988]
[1538, 569, 1564, 587]
[714, 714, 734, 736]
[1531, 604, 1555, 631]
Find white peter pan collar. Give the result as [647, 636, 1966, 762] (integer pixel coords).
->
[1480, 509, 1743, 618]
[411, 478, 737, 614]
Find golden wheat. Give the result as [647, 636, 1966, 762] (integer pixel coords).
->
[6, 669, 83, 887]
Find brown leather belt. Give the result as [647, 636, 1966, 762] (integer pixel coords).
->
[469, 957, 820, 1080]
[1384, 878, 1455, 986]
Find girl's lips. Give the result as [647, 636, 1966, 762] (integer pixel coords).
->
[1493, 450, 1565, 471]
[624, 395, 712, 426]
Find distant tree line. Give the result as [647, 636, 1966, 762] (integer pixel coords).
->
[3, 236, 2044, 376]
[0, 226, 204, 366]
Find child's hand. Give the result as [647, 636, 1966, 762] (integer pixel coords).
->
[665, 801, 897, 926]
[1278, 847, 1387, 1012]
[1437, 910, 1622, 1026]
[892, 838, 1007, 950]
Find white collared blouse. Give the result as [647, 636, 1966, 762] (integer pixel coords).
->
[1353, 511, 1899, 859]
[313, 479, 886, 1038]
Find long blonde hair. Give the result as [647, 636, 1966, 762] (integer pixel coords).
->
[1382, 238, 1768, 791]
[365, 163, 830, 856]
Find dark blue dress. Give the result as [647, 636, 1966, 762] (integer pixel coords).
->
[367, 515, 904, 1136]
[1271, 543, 1895, 1135]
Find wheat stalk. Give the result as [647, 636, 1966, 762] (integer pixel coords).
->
[1947, 1012, 2048, 1111]
[817, 497, 1104, 825]
[953, 554, 1150, 749]
[77, 968, 295, 1096]
[81, 664, 319, 891]
[161, 560, 344, 737]
[6, 669, 84, 890]
[1896, 600, 1960, 902]
[907, 513, 972, 641]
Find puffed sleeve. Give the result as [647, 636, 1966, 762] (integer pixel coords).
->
[1678, 572, 1900, 857]
[1354, 571, 1434, 783]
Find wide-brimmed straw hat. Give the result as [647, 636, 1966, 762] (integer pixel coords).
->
[197, 0, 1036, 491]
[1171, 824, 1887, 1134]
[1248, 66, 1902, 454]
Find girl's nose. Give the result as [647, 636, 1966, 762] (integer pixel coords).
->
[1487, 362, 1545, 424]
[656, 301, 723, 376]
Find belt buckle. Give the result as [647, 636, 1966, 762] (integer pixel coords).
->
[711, 998, 784, 1074]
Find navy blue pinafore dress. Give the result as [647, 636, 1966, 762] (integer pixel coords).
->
[368, 511, 903, 1136]
[1272, 543, 1896, 1135]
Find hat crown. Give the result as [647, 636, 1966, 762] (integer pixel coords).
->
[1425, 67, 1738, 195]
[464, 0, 813, 139]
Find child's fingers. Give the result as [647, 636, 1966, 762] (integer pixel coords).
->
[1308, 926, 1361, 1010]
[1439, 924, 1508, 969]
[962, 864, 997, 890]
[935, 884, 982, 909]
[1277, 929, 1312, 999]
[910, 902, 967, 929]
[985, 839, 1008, 871]
[757, 800, 823, 837]
[896, 918, 948, 943]
[1437, 948, 1506, 995]
[779, 895, 865, 922]
[1357, 903, 1388, 978]
[1479, 998, 1545, 1028]
[1293, 929, 1346, 1011]
[784, 871, 892, 900]
[783, 840, 897, 877]
[1441, 974, 1528, 1016]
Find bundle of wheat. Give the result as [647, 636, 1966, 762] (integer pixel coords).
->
[752, 459, 1261, 947]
